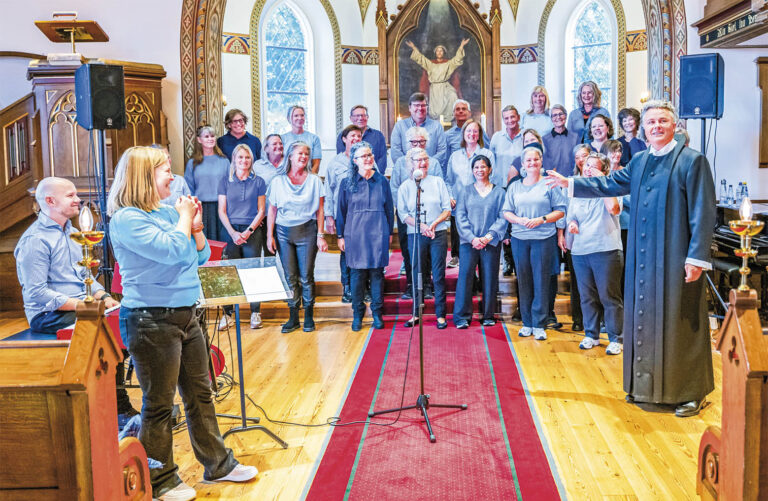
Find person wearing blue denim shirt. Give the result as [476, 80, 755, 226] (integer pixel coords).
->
[108, 147, 256, 501]
[390, 92, 448, 167]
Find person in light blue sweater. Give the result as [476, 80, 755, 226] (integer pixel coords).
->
[107, 146, 256, 500]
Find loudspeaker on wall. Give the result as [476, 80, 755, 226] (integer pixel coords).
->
[74, 63, 126, 130]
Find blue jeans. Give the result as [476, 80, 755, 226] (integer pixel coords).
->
[339, 251, 350, 288]
[202, 201, 224, 242]
[350, 268, 384, 319]
[276, 220, 319, 309]
[119, 305, 237, 497]
[223, 223, 263, 315]
[510, 235, 557, 328]
[453, 242, 501, 324]
[408, 230, 448, 318]
[571, 250, 624, 342]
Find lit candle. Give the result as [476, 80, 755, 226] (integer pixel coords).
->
[740, 197, 753, 221]
[481, 113, 486, 129]
[440, 114, 445, 125]
[640, 91, 650, 104]
[79, 206, 93, 232]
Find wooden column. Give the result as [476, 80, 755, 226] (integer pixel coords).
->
[489, 0, 502, 135]
[376, 0, 390, 142]
[758, 57, 768, 168]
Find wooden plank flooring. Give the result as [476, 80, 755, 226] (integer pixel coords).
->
[0, 310, 723, 500]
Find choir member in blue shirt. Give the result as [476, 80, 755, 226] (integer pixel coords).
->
[390, 92, 448, 168]
[398, 148, 453, 329]
[216, 109, 262, 161]
[586, 114, 613, 154]
[445, 99, 490, 165]
[508, 129, 546, 184]
[617, 107, 647, 166]
[184, 126, 230, 241]
[566, 81, 611, 143]
[108, 147, 257, 499]
[446, 119, 495, 266]
[520, 86, 554, 137]
[281, 105, 322, 174]
[390, 126, 444, 299]
[503, 146, 567, 340]
[335, 105, 387, 172]
[266, 141, 329, 333]
[217, 144, 267, 330]
[566, 152, 623, 355]
[605, 139, 631, 292]
[542, 105, 581, 176]
[336, 142, 394, 332]
[325, 125, 363, 303]
[252, 134, 285, 186]
[452, 155, 508, 328]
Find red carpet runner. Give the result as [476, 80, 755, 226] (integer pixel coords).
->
[305, 321, 561, 500]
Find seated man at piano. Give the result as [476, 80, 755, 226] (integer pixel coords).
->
[14, 176, 138, 420]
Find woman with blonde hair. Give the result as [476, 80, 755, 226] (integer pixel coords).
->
[184, 125, 229, 240]
[108, 146, 256, 501]
[567, 81, 611, 142]
[266, 141, 328, 333]
[217, 144, 267, 330]
[521, 85, 554, 136]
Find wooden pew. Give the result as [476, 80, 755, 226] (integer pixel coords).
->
[0, 301, 151, 500]
[698, 289, 768, 500]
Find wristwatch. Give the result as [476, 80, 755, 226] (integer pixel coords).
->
[542, 215, 548, 222]
[248, 226, 256, 233]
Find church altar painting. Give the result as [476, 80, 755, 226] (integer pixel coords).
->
[397, 0, 482, 122]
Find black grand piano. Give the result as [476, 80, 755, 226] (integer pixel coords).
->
[712, 203, 768, 316]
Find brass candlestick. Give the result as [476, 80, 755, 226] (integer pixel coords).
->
[69, 206, 104, 302]
[728, 198, 764, 291]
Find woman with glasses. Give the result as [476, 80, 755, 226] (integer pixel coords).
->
[566, 152, 623, 355]
[217, 109, 262, 161]
[336, 142, 394, 331]
[398, 148, 452, 329]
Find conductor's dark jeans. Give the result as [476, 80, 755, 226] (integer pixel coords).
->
[119, 305, 237, 497]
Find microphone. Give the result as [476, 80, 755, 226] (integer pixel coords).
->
[413, 169, 424, 182]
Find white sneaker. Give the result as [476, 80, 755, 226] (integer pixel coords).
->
[579, 337, 600, 350]
[447, 256, 459, 268]
[157, 481, 196, 501]
[533, 328, 547, 340]
[250, 312, 262, 329]
[606, 341, 623, 355]
[213, 464, 258, 483]
[218, 314, 233, 330]
[518, 326, 533, 337]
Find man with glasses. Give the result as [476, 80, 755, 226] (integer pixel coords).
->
[217, 108, 262, 161]
[390, 92, 448, 168]
[543, 104, 581, 176]
[336, 105, 387, 172]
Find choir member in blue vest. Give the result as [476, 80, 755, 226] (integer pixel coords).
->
[217, 144, 267, 330]
[108, 147, 257, 500]
[452, 155, 507, 328]
[390, 92, 448, 168]
[325, 125, 363, 303]
[398, 148, 452, 329]
[446, 119, 496, 267]
[266, 141, 328, 333]
[542, 105, 580, 176]
[521, 86, 554, 137]
[282, 105, 322, 174]
[566, 81, 611, 143]
[546, 100, 716, 417]
[445, 99, 490, 165]
[335, 105, 387, 172]
[216, 109, 262, 161]
[390, 126, 444, 299]
[586, 114, 613, 154]
[336, 141, 394, 332]
[184, 125, 229, 241]
[617, 107, 647, 166]
[566, 152, 623, 355]
[503, 146, 567, 340]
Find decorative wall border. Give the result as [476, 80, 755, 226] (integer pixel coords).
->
[500, 45, 538, 64]
[341, 46, 380, 65]
[222, 32, 249, 54]
[626, 29, 648, 52]
[538, 0, 627, 110]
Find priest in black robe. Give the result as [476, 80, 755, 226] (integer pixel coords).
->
[546, 100, 716, 417]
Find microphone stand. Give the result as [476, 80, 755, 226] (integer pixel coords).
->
[368, 173, 467, 443]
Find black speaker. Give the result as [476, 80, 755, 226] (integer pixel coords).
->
[74, 64, 126, 130]
[679, 53, 724, 119]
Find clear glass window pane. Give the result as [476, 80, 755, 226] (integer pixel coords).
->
[571, 1, 612, 112]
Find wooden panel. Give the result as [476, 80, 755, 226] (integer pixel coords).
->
[0, 343, 70, 387]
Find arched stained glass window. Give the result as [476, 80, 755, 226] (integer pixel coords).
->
[263, 3, 310, 134]
[570, 1, 613, 112]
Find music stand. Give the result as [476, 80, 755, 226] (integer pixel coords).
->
[198, 255, 291, 448]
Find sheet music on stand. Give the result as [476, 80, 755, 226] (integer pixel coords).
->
[197, 255, 291, 306]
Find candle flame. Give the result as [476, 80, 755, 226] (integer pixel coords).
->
[79, 206, 93, 232]
[740, 197, 753, 221]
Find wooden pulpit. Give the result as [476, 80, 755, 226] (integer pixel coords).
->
[698, 289, 768, 500]
[0, 301, 151, 500]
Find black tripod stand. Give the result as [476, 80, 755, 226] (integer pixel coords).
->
[368, 172, 467, 442]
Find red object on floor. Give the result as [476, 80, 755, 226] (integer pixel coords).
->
[305, 323, 560, 501]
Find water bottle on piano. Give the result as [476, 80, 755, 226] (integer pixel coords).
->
[719, 179, 727, 204]
[727, 184, 734, 206]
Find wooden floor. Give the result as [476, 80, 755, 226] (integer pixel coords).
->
[0, 310, 721, 500]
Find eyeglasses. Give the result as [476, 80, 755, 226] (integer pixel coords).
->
[411, 103, 428, 109]
[355, 153, 374, 160]
[551, 112, 566, 118]
[230, 118, 245, 124]
[409, 139, 427, 146]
